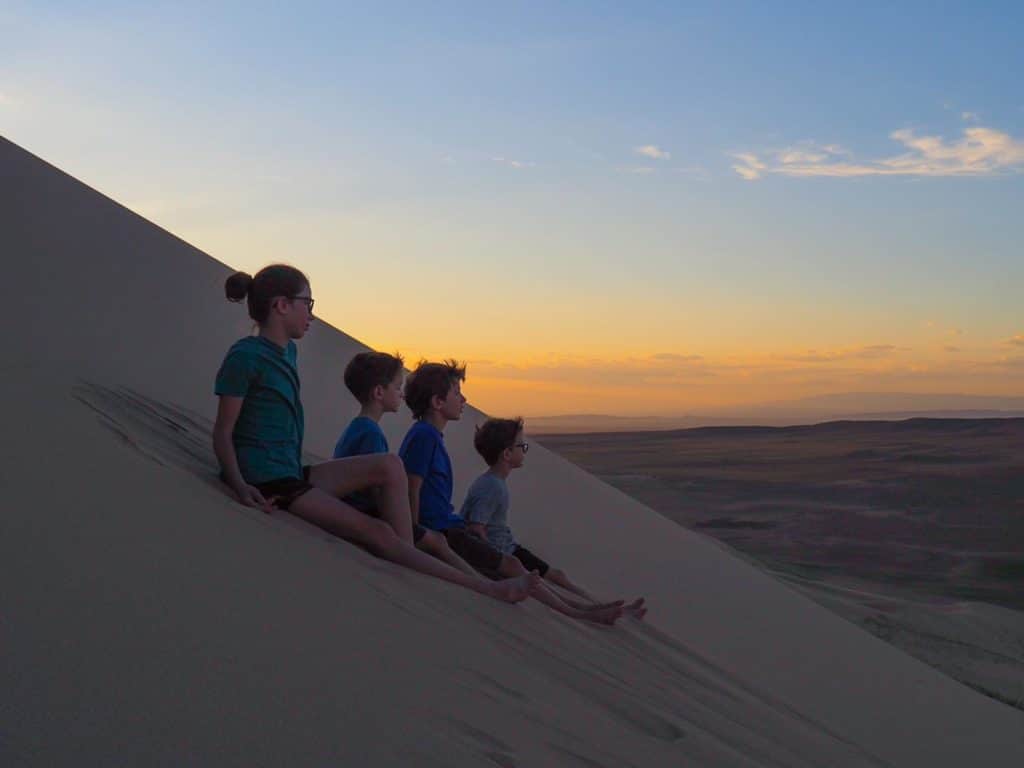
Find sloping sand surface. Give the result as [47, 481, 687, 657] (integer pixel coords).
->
[3, 136, 1023, 766]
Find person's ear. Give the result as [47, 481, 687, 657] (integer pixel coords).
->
[430, 394, 444, 412]
[372, 384, 385, 402]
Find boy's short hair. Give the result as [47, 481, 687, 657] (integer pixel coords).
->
[474, 417, 524, 466]
[344, 351, 405, 404]
[404, 359, 466, 419]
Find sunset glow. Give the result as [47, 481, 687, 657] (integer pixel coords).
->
[4, 2, 1021, 417]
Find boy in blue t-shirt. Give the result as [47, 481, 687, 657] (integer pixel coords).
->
[334, 351, 479, 575]
[400, 361, 627, 625]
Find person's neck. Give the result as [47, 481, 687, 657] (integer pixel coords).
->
[423, 411, 448, 432]
[259, 326, 290, 349]
[358, 403, 385, 422]
[488, 462, 512, 480]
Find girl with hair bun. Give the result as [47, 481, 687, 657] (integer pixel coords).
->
[213, 264, 536, 604]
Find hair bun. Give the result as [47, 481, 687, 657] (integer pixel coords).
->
[224, 272, 253, 302]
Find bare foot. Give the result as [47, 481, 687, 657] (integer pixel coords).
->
[624, 598, 647, 620]
[490, 573, 535, 603]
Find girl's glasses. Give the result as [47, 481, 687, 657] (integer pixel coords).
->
[290, 296, 315, 313]
[514, 442, 529, 453]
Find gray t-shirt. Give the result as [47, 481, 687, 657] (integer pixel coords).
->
[460, 472, 517, 554]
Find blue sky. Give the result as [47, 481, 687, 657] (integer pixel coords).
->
[3, 1, 1022, 414]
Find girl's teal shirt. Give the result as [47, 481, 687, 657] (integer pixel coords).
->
[214, 335, 305, 483]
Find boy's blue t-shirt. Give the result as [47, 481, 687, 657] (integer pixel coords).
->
[333, 416, 389, 458]
[214, 336, 305, 484]
[332, 416, 389, 512]
[398, 420, 464, 531]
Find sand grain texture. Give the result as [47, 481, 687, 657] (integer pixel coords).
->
[2, 136, 1023, 766]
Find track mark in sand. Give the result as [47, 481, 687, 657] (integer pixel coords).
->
[545, 743, 619, 768]
[71, 381, 325, 489]
[72, 381, 224, 486]
[595, 694, 685, 742]
[447, 718, 518, 767]
[461, 668, 531, 703]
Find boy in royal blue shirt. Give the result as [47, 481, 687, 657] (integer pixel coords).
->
[333, 351, 481, 576]
[400, 361, 626, 625]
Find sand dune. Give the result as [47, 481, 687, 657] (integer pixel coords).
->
[3, 135, 1023, 766]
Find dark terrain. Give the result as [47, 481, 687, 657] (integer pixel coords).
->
[540, 418, 1024, 708]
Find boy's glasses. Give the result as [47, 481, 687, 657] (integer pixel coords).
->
[289, 296, 315, 313]
[514, 442, 529, 453]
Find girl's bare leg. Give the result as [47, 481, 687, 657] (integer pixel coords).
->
[288, 488, 536, 603]
[308, 454, 413, 542]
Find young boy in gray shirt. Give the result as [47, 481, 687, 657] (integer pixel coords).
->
[462, 417, 646, 618]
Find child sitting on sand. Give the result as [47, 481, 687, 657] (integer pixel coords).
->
[399, 360, 631, 625]
[212, 264, 535, 604]
[465, 417, 646, 617]
[333, 350, 481, 577]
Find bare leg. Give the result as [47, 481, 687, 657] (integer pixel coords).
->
[288, 488, 537, 603]
[545, 567, 646, 618]
[417, 529, 478, 577]
[308, 454, 413, 542]
[498, 557, 622, 626]
[545, 567, 598, 602]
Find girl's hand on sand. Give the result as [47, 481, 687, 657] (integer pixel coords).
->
[236, 483, 275, 513]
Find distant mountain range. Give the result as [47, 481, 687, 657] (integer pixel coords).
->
[528, 393, 1024, 433]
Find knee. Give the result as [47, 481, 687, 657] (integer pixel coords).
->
[376, 454, 406, 486]
[501, 555, 527, 576]
[419, 529, 445, 554]
[364, 518, 399, 554]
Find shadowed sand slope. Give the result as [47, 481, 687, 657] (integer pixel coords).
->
[2, 136, 1023, 766]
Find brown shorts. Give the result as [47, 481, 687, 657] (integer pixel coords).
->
[443, 528, 504, 572]
[254, 465, 314, 510]
[512, 545, 550, 577]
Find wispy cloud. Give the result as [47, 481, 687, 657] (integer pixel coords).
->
[733, 125, 1024, 180]
[1007, 334, 1024, 347]
[471, 352, 712, 388]
[634, 144, 671, 160]
[961, 111, 979, 122]
[492, 156, 536, 169]
[650, 352, 704, 362]
[776, 344, 903, 363]
[731, 152, 766, 180]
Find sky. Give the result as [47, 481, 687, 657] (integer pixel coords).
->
[3, 1, 1023, 416]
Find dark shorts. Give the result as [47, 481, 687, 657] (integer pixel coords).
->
[443, 528, 504, 572]
[254, 465, 314, 510]
[346, 498, 427, 543]
[512, 545, 550, 577]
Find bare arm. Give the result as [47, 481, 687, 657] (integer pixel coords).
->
[407, 474, 423, 525]
[467, 522, 488, 540]
[213, 396, 273, 512]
